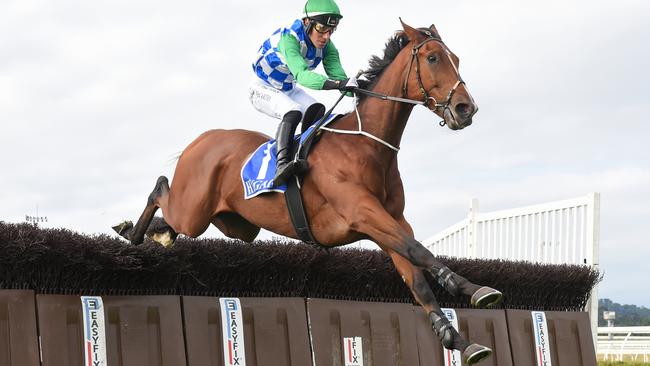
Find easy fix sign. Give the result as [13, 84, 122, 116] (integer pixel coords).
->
[220, 298, 247, 366]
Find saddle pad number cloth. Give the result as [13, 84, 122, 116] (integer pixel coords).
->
[241, 141, 286, 199]
[241, 114, 340, 199]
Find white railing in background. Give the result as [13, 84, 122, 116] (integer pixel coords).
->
[598, 326, 650, 362]
[423, 193, 601, 346]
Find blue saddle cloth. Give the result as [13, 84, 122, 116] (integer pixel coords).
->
[241, 114, 340, 199]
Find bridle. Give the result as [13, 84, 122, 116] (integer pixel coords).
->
[318, 28, 477, 152]
[355, 29, 477, 127]
[404, 31, 467, 126]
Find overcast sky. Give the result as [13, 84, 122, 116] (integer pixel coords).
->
[1, 0, 649, 306]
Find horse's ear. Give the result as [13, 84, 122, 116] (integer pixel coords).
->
[429, 24, 440, 36]
[399, 17, 425, 42]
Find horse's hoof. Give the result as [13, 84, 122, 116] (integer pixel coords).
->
[148, 231, 177, 247]
[463, 343, 492, 365]
[471, 286, 502, 308]
[112, 220, 133, 238]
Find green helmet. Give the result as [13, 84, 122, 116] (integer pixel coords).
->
[304, 0, 342, 26]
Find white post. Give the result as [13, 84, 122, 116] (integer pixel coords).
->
[468, 198, 479, 259]
[586, 192, 601, 349]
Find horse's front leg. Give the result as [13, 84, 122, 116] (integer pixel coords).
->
[340, 194, 500, 307]
[388, 217, 493, 364]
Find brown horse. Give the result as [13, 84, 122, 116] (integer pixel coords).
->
[115, 20, 501, 364]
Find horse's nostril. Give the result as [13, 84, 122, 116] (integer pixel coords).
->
[455, 103, 473, 117]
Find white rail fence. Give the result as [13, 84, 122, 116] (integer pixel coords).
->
[423, 193, 601, 344]
[598, 326, 650, 362]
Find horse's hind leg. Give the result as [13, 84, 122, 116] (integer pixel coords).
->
[129, 176, 170, 245]
[113, 213, 178, 247]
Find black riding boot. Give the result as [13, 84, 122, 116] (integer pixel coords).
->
[300, 103, 325, 133]
[272, 110, 307, 186]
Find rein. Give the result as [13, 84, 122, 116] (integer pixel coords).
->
[319, 102, 401, 152]
[354, 31, 473, 127]
[318, 30, 473, 151]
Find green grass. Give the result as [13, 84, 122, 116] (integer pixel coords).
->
[599, 361, 649, 366]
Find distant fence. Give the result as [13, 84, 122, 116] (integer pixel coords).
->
[423, 193, 601, 343]
[598, 326, 650, 362]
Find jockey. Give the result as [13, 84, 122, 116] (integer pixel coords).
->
[250, 0, 357, 186]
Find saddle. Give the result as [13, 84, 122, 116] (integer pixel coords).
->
[240, 103, 341, 245]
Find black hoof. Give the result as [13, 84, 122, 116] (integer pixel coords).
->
[112, 220, 133, 239]
[463, 343, 492, 364]
[471, 286, 503, 308]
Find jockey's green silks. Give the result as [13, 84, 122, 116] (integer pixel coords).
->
[278, 33, 347, 90]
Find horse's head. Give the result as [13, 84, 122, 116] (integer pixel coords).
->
[400, 20, 478, 130]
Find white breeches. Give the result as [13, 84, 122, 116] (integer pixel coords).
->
[248, 78, 317, 120]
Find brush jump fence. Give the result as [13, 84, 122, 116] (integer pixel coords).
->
[0, 222, 600, 365]
[423, 193, 601, 343]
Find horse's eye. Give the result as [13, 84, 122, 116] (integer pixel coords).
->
[427, 55, 438, 64]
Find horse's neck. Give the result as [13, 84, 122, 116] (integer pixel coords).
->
[356, 69, 414, 152]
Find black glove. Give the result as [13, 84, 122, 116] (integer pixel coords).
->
[322, 77, 358, 92]
[357, 78, 371, 90]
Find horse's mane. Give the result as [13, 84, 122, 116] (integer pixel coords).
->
[360, 31, 410, 95]
[358, 27, 438, 102]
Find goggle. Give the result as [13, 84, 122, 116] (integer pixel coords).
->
[312, 22, 336, 34]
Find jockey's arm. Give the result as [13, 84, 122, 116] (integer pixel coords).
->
[322, 42, 348, 81]
[278, 34, 346, 90]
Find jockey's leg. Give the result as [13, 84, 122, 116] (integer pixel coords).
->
[248, 80, 315, 186]
[289, 86, 323, 131]
[272, 110, 305, 186]
[301, 102, 325, 133]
